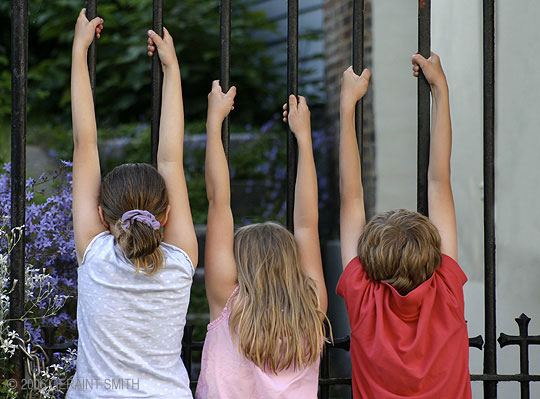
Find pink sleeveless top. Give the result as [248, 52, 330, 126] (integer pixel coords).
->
[195, 287, 320, 399]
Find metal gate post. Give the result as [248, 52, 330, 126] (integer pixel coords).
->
[417, 0, 430, 216]
[220, 0, 231, 159]
[10, 0, 28, 394]
[352, 0, 364, 176]
[286, 0, 299, 232]
[151, 0, 164, 165]
[483, 0, 497, 397]
[86, 0, 98, 97]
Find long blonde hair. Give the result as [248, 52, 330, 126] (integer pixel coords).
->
[229, 222, 326, 373]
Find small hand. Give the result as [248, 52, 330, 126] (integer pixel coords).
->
[147, 28, 178, 69]
[207, 80, 236, 127]
[412, 52, 447, 90]
[340, 67, 371, 110]
[283, 95, 311, 143]
[73, 8, 103, 51]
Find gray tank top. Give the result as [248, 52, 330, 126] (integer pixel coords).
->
[67, 231, 194, 398]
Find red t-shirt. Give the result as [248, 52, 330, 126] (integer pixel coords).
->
[337, 255, 471, 399]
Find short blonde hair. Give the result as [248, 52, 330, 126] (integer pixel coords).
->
[357, 209, 442, 295]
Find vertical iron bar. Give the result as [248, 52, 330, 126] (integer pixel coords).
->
[220, 0, 231, 159]
[286, 0, 298, 232]
[417, 0, 430, 216]
[182, 324, 193, 382]
[10, 0, 28, 393]
[518, 317, 530, 399]
[86, 0, 97, 97]
[151, 0, 164, 166]
[483, 0, 497, 397]
[320, 343, 329, 399]
[352, 0, 364, 198]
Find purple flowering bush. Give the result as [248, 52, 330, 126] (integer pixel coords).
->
[0, 162, 77, 398]
[0, 161, 77, 343]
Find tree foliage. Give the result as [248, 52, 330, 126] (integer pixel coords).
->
[0, 0, 283, 127]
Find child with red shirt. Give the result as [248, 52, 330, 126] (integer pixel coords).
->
[337, 54, 472, 398]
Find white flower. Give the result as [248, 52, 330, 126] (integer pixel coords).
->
[0, 227, 78, 397]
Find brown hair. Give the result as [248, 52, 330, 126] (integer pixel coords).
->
[99, 163, 168, 275]
[229, 222, 326, 373]
[357, 209, 442, 295]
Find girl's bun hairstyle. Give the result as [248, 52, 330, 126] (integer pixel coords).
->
[99, 163, 169, 275]
[357, 209, 442, 295]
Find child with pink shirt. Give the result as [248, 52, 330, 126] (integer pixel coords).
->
[195, 85, 327, 398]
[337, 54, 472, 398]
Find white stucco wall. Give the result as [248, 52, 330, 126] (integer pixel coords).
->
[373, 1, 540, 397]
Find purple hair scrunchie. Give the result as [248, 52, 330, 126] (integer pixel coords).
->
[121, 210, 161, 231]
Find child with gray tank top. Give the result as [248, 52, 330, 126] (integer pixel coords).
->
[67, 9, 197, 398]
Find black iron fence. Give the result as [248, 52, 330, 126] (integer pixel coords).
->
[9, 0, 27, 390]
[8, 0, 540, 398]
[482, 1, 497, 396]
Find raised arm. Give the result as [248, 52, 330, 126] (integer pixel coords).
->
[204, 81, 238, 320]
[283, 95, 327, 314]
[339, 67, 371, 268]
[412, 53, 457, 260]
[147, 29, 198, 265]
[71, 9, 106, 264]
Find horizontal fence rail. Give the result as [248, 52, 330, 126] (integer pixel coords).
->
[177, 318, 540, 397]
[39, 314, 540, 397]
